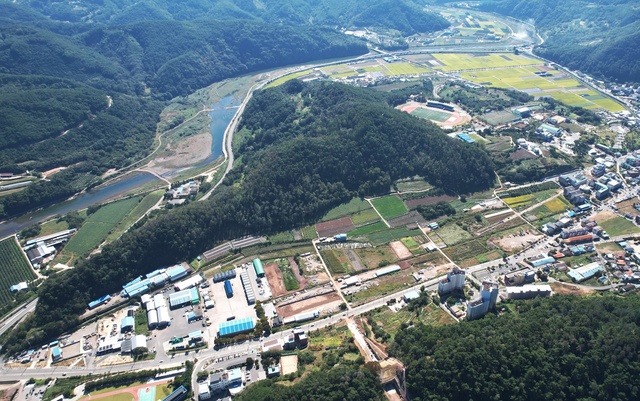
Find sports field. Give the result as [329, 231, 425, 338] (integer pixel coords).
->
[410, 107, 452, 122]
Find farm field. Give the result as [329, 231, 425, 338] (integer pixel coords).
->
[527, 196, 571, 219]
[105, 190, 164, 242]
[351, 209, 380, 225]
[456, 64, 625, 112]
[371, 195, 408, 220]
[598, 216, 640, 237]
[431, 53, 541, 71]
[383, 62, 430, 76]
[434, 224, 473, 246]
[0, 237, 37, 307]
[354, 246, 399, 270]
[364, 227, 421, 246]
[410, 107, 452, 122]
[348, 221, 388, 237]
[62, 197, 141, 258]
[322, 198, 372, 222]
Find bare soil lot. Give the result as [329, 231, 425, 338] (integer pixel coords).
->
[277, 292, 342, 318]
[405, 195, 457, 208]
[550, 282, 594, 296]
[390, 241, 412, 259]
[265, 262, 287, 298]
[316, 217, 356, 237]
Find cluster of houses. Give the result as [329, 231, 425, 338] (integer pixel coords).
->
[166, 181, 200, 205]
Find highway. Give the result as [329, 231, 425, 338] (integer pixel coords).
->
[0, 298, 37, 339]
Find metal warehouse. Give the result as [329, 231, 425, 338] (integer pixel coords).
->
[169, 287, 199, 309]
[174, 275, 203, 291]
[213, 269, 236, 283]
[218, 317, 255, 337]
[240, 271, 255, 304]
[167, 265, 188, 282]
[253, 258, 265, 277]
[147, 309, 158, 330]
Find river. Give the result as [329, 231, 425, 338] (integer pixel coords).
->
[0, 172, 159, 239]
[0, 95, 242, 239]
[195, 95, 241, 167]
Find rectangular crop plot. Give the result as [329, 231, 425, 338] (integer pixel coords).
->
[0, 237, 37, 307]
[316, 217, 355, 238]
[384, 62, 430, 76]
[371, 195, 408, 220]
[434, 224, 473, 246]
[322, 198, 372, 222]
[410, 107, 452, 122]
[366, 227, 421, 246]
[63, 197, 140, 256]
[432, 53, 541, 71]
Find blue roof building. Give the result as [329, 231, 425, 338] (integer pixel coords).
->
[567, 263, 604, 282]
[218, 317, 255, 337]
[531, 256, 555, 267]
[167, 265, 188, 282]
[457, 133, 475, 143]
[52, 346, 62, 361]
[121, 316, 135, 332]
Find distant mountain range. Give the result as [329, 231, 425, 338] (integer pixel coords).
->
[479, 0, 640, 83]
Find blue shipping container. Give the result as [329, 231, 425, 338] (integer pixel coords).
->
[224, 280, 233, 298]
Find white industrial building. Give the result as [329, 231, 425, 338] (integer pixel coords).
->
[174, 275, 203, 291]
[506, 285, 552, 300]
[157, 306, 170, 328]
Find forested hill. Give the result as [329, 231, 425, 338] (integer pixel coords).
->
[478, 0, 640, 82]
[11, 0, 449, 35]
[2, 81, 495, 354]
[391, 295, 640, 401]
[0, 6, 367, 218]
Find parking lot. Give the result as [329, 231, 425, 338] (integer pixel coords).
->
[205, 267, 258, 341]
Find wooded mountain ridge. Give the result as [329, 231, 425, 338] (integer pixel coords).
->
[1, 80, 496, 354]
[479, 0, 640, 82]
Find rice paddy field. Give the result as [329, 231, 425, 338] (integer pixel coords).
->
[431, 53, 541, 71]
[321, 60, 429, 78]
[453, 63, 625, 112]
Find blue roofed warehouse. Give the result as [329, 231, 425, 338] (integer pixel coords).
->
[218, 317, 255, 337]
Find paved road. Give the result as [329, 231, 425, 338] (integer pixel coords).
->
[0, 298, 37, 338]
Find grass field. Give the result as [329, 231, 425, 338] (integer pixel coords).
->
[268, 230, 295, 244]
[371, 195, 408, 220]
[395, 177, 433, 193]
[369, 303, 454, 342]
[278, 259, 300, 291]
[354, 246, 399, 270]
[63, 197, 141, 257]
[599, 216, 640, 237]
[105, 190, 164, 242]
[410, 107, 452, 122]
[0, 237, 37, 306]
[134, 308, 149, 336]
[443, 239, 490, 262]
[435, 224, 473, 246]
[432, 53, 541, 71]
[322, 198, 372, 222]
